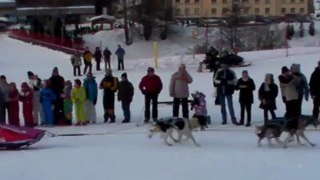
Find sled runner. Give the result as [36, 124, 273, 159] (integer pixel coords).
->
[0, 124, 45, 150]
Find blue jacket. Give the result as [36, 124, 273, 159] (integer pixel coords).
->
[40, 88, 56, 104]
[83, 78, 98, 102]
[115, 47, 126, 59]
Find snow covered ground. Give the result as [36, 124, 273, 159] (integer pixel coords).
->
[1, 33, 320, 180]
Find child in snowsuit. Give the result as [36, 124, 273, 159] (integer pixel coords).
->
[40, 80, 56, 126]
[8, 82, 20, 126]
[20, 82, 34, 127]
[191, 91, 210, 129]
[71, 79, 86, 126]
[64, 81, 73, 124]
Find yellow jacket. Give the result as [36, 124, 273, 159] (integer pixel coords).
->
[83, 51, 92, 63]
[71, 87, 86, 104]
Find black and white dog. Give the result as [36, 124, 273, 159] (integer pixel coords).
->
[148, 117, 208, 146]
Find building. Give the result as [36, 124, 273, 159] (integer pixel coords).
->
[173, 0, 310, 19]
[0, 0, 15, 17]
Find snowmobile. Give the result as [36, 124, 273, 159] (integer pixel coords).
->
[0, 124, 45, 150]
[199, 49, 251, 73]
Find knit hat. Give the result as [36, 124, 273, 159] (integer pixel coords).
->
[121, 72, 128, 79]
[281, 66, 289, 74]
[147, 67, 154, 73]
[27, 71, 34, 77]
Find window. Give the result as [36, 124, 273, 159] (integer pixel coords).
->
[243, 8, 249, 14]
[222, 0, 228, 4]
[300, 8, 305, 13]
[255, 0, 260, 3]
[281, 8, 286, 14]
[243, 0, 249, 2]
[290, 0, 295, 3]
[212, 0, 217, 3]
[175, 8, 181, 15]
[185, 8, 190, 15]
[195, 8, 200, 15]
[290, 8, 295, 13]
[255, 8, 260, 14]
[222, 8, 228, 14]
[300, 0, 305, 2]
[175, 0, 180, 3]
[265, 0, 270, 4]
[195, 0, 200, 3]
[185, 0, 190, 3]
[211, 8, 217, 15]
[265, 8, 270, 14]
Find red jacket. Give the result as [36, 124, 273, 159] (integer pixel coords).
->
[139, 74, 163, 94]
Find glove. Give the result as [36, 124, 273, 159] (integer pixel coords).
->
[93, 98, 97, 105]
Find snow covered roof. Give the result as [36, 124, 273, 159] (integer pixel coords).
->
[89, 15, 116, 23]
[0, 16, 8, 22]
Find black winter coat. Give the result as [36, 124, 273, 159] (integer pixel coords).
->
[50, 75, 65, 95]
[214, 68, 237, 96]
[258, 82, 278, 110]
[309, 67, 320, 97]
[94, 50, 102, 61]
[118, 80, 134, 103]
[236, 78, 256, 104]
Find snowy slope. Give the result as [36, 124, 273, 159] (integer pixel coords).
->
[1, 33, 320, 180]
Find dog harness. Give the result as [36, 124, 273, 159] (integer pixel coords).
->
[156, 118, 186, 132]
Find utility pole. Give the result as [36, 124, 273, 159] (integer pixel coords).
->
[123, 0, 130, 45]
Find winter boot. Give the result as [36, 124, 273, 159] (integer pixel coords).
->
[122, 119, 130, 123]
[104, 113, 109, 123]
[110, 114, 116, 123]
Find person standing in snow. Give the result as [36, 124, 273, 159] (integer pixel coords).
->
[169, 64, 193, 118]
[83, 47, 93, 75]
[236, 70, 256, 127]
[20, 82, 34, 127]
[49, 67, 66, 125]
[99, 69, 119, 123]
[279, 66, 290, 115]
[71, 79, 87, 126]
[103, 47, 112, 70]
[8, 82, 19, 126]
[94, 47, 102, 71]
[70, 51, 82, 76]
[0, 75, 10, 123]
[290, 63, 309, 115]
[27, 71, 42, 126]
[64, 81, 73, 124]
[118, 73, 134, 123]
[213, 62, 238, 125]
[259, 74, 278, 124]
[139, 67, 163, 123]
[0, 86, 5, 124]
[40, 80, 56, 126]
[309, 61, 320, 120]
[83, 72, 98, 124]
[115, 45, 125, 71]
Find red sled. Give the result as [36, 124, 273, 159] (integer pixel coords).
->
[0, 124, 45, 150]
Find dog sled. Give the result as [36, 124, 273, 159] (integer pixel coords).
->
[0, 124, 45, 150]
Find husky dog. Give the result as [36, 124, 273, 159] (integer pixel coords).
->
[255, 115, 318, 148]
[148, 117, 208, 146]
